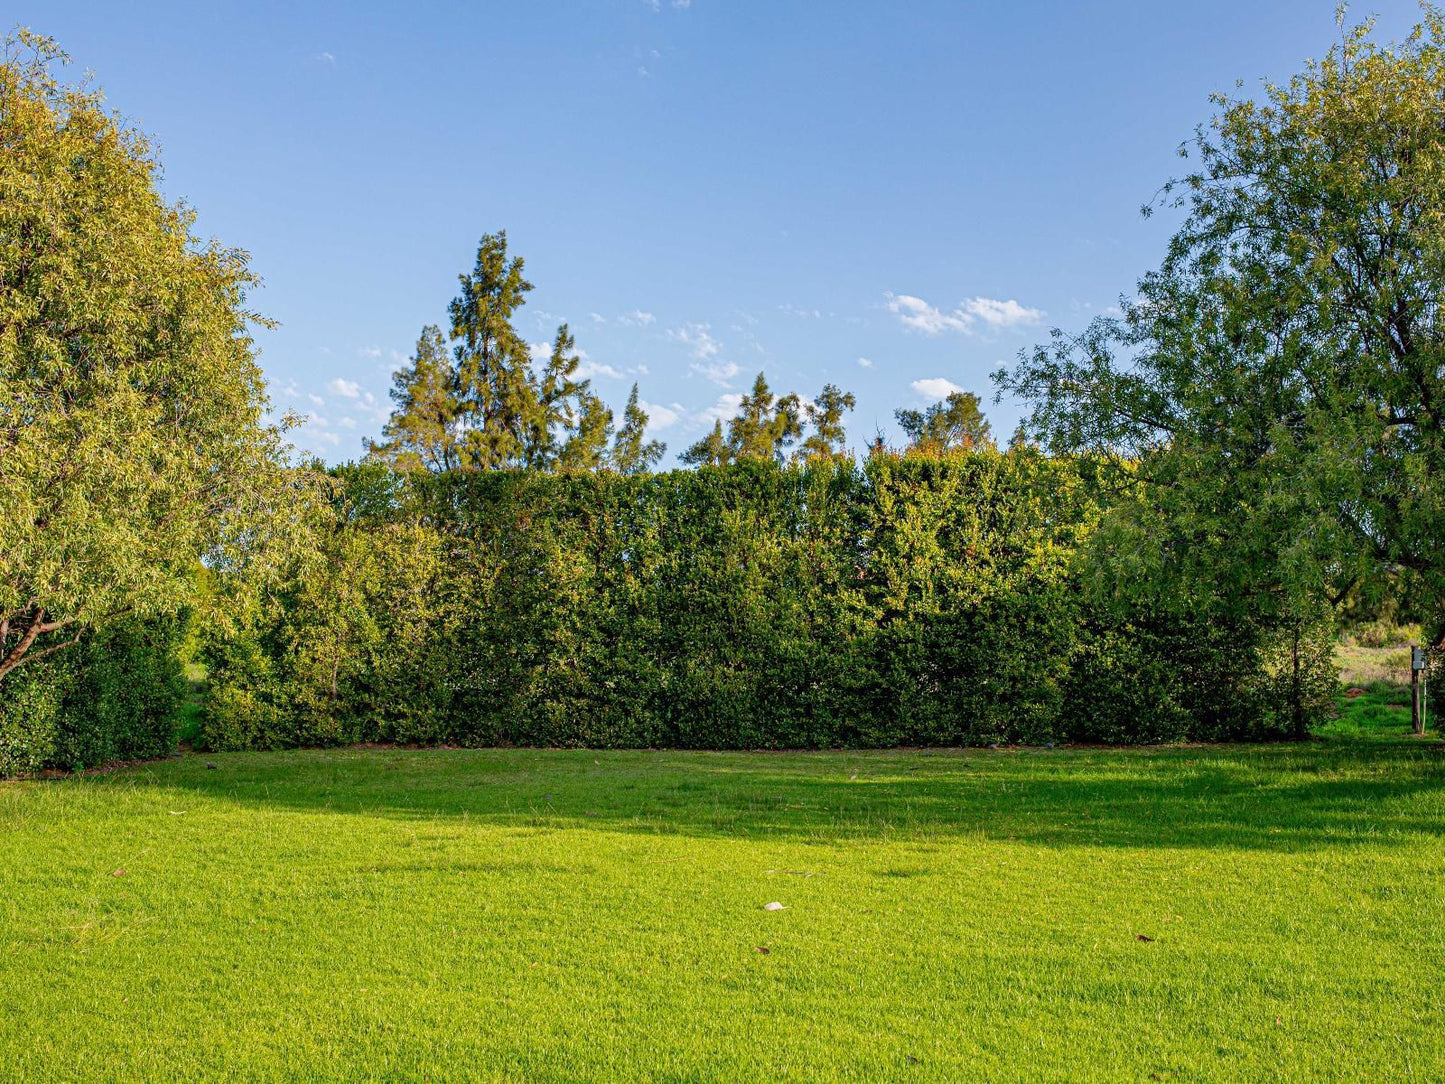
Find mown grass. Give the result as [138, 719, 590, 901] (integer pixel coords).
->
[2, 694, 1443, 1082]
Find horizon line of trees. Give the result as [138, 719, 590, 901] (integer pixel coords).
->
[358, 231, 999, 475]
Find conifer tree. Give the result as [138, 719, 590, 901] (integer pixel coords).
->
[365, 325, 460, 471]
[448, 232, 539, 470]
[680, 420, 733, 467]
[609, 384, 666, 474]
[797, 383, 856, 461]
[526, 323, 587, 469]
[895, 391, 992, 453]
[556, 391, 614, 472]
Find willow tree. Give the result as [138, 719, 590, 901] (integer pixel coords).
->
[999, 9, 1445, 644]
[0, 32, 311, 682]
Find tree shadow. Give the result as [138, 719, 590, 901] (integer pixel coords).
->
[81, 737, 1445, 853]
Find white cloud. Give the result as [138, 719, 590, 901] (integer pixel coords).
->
[528, 341, 553, 363]
[358, 345, 382, 359]
[578, 360, 624, 381]
[329, 378, 362, 399]
[668, 323, 721, 360]
[885, 293, 1043, 336]
[696, 393, 744, 425]
[857, 357, 873, 369]
[308, 393, 326, 407]
[639, 400, 683, 430]
[691, 359, 740, 386]
[314, 51, 336, 65]
[910, 377, 966, 400]
[339, 417, 358, 429]
[590, 312, 607, 324]
[619, 310, 656, 327]
[960, 296, 1045, 329]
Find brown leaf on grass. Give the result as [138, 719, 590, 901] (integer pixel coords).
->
[111, 869, 127, 877]
[754, 945, 770, 954]
[1135, 934, 1154, 942]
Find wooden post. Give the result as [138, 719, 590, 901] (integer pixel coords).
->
[1412, 647, 1424, 736]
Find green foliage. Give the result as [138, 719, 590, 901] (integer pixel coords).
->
[0, 615, 187, 776]
[367, 325, 460, 472]
[999, 7, 1445, 647]
[367, 234, 666, 477]
[683, 372, 856, 466]
[894, 391, 993, 453]
[798, 383, 857, 461]
[609, 383, 666, 474]
[0, 30, 318, 685]
[203, 452, 1333, 751]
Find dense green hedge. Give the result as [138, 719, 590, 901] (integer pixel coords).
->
[201, 452, 1336, 751]
[0, 615, 189, 777]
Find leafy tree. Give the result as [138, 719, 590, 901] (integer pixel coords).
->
[365, 326, 460, 471]
[448, 231, 540, 470]
[0, 32, 315, 683]
[797, 383, 856, 461]
[610, 384, 666, 474]
[998, 9, 1445, 643]
[895, 392, 993, 452]
[680, 420, 733, 468]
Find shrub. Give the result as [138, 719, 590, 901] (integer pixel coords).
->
[0, 615, 187, 775]
[202, 454, 1336, 751]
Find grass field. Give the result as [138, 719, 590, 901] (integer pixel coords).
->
[2, 695, 1443, 1082]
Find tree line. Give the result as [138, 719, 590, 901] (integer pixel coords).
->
[363, 232, 996, 475]
[6, 7, 1445, 737]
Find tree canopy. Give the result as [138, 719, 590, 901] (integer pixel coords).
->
[367, 232, 665, 474]
[0, 31, 312, 682]
[682, 372, 855, 466]
[999, 8, 1445, 642]
[895, 391, 992, 453]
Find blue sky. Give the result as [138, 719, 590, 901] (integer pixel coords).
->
[15, 1, 1427, 463]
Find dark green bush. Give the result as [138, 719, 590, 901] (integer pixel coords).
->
[0, 615, 188, 775]
[201, 454, 1335, 751]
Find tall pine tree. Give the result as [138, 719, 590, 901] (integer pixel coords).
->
[609, 383, 666, 474]
[365, 325, 460, 471]
[448, 232, 539, 470]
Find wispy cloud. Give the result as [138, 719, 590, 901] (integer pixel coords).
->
[669, 323, 722, 360]
[358, 345, 383, 359]
[691, 359, 740, 386]
[910, 377, 966, 400]
[619, 310, 656, 327]
[857, 357, 873, 369]
[578, 360, 624, 381]
[886, 293, 1043, 336]
[314, 51, 336, 66]
[639, 400, 685, 430]
[696, 393, 743, 424]
[329, 378, 362, 399]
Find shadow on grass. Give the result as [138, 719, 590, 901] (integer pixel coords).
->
[76, 731, 1445, 853]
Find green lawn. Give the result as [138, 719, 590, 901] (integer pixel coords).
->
[3, 700, 1444, 1082]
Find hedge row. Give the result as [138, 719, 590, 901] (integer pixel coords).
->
[0, 616, 189, 777]
[201, 452, 1337, 751]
